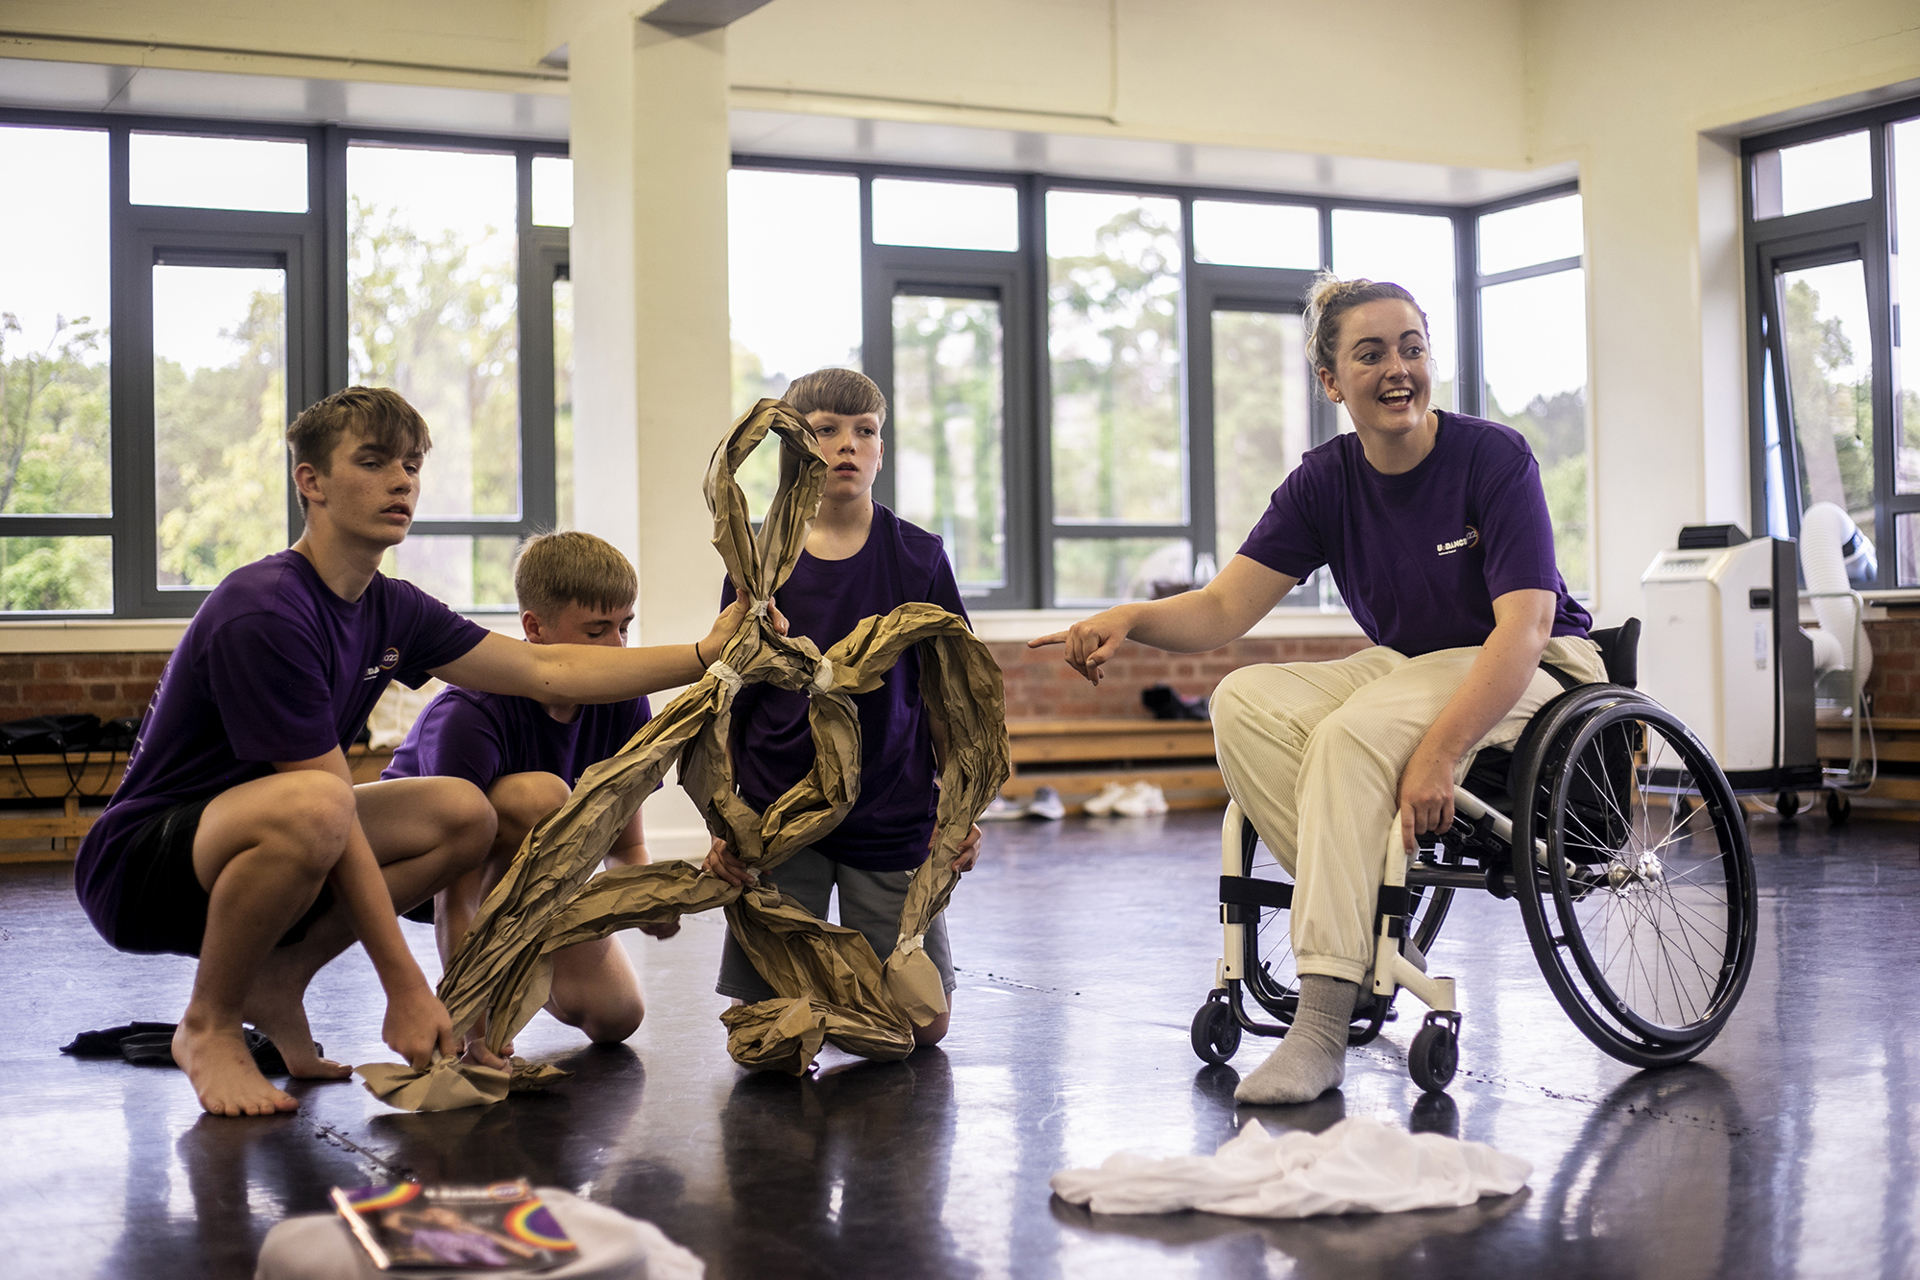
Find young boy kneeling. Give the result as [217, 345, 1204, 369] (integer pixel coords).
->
[702, 369, 983, 1045]
[74, 387, 749, 1117]
[384, 532, 676, 1064]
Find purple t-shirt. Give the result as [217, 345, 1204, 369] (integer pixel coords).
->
[1238, 412, 1590, 656]
[723, 504, 968, 872]
[75, 550, 489, 947]
[381, 685, 652, 793]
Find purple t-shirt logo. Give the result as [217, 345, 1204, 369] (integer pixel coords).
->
[1236, 412, 1590, 657]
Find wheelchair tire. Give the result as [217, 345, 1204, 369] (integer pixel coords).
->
[1407, 1021, 1458, 1093]
[1511, 689, 1758, 1069]
[1231, 812, 1447, 1046]
[1190, 996, 1242, 1065]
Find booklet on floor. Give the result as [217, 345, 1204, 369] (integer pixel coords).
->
[330, 1178, 577, 1271]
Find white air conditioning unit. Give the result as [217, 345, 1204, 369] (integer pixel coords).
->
[1639, 525, 1817, 791]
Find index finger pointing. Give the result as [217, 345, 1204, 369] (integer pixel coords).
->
[1028, 631, 1067, 649]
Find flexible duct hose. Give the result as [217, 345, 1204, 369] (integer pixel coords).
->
[1799, 502, 1872, 683]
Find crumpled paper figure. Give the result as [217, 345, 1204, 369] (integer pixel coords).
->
[356, 399, 1010, 1109]
[356, 1057, 570, 1112]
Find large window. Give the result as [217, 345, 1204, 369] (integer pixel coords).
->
[0, 111, 568, 616]
[0, 125, 112, 612]
[1747, 99, 1914, 588]
[728, 163, 1583, 608]
[1476, 192, 1589, 593]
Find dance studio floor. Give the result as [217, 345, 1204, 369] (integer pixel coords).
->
[1, 808, 1914, 1279]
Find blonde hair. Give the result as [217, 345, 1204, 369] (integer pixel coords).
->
[783, 367, 888, 426]
[513, 531, 637, 621]
[1303, 273, 1430, 400]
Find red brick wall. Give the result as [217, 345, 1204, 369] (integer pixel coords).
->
[1864, 620, 1920, 717]
[989, 635, 1370, 721]
[0, 653, 167, 725]
[0, 637, 1369, 726]
[12, 623, 1909, 726]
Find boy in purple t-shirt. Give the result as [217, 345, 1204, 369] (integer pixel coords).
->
[77, 387, 756, 1118]
[384, 531, 677, 1063]
[701, 369, 983, 1047]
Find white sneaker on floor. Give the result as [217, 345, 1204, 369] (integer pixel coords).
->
[980, 794, 1026, 821]
[1113, 781, 1169, 817]
[1025, 785, 1066, 820]
[1082, 781, 1131, 816]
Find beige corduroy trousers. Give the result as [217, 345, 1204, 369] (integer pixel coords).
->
[1210, 637, 1606, 984]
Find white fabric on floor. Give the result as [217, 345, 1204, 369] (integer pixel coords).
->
[253, 1187, 703, 1280]
[1050, 1117, 1530, 1218]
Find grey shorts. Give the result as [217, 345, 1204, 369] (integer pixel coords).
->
[715, 845, 955, 1002]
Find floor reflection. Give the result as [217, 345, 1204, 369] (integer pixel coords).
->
[6, 810, 1920, 1278]
[716, 1051, 966, 1276]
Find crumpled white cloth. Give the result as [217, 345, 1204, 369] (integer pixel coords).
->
[1049, 1117, 1530, 1218]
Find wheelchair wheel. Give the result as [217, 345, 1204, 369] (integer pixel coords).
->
[1190, 996, 1242, 1065]
[1234, 812, 1451, 1046]
[1407, 1017, 1459, 1094]
[1512, 690, 1757, 1068]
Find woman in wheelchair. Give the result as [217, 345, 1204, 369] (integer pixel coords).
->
[1033, 274, 1608, 1103]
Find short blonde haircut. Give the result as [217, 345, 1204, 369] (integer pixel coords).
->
[513, 531, 637, 621]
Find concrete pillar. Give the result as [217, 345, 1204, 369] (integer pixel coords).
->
[566, 7, 732, 646]
[560, 3, 734, 851]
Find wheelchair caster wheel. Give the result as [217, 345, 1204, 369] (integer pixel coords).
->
[1191, 995, 1242, 1065]
[1673, 793, 1693, 824]
[1776, 790, 1801, 820]
[1826, 790, 1851, 824]
[1408, 1015, 1459, 1094]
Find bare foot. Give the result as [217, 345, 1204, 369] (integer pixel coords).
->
[173, 1019, 299, 1117]
[242, 964, 350, 1081]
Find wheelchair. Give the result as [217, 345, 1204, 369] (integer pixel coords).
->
[1189, 619, 1759, 1093]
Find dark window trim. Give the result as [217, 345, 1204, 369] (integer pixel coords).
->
[1742, 94, 1916, 583]
[731, 153, 1580, 607]
[0, 105, 571, 617]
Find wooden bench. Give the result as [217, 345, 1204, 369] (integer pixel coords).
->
[999, 718, 1227, 814]
[0, 746, 397, 864]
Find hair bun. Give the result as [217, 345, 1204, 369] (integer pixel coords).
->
[1302, 273, 1429, 402]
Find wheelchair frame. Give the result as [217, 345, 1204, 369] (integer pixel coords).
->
[1191, 663, 1760, 1094]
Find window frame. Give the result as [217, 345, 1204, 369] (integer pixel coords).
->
[0, 107, 571, 618]
[733, 154, 1575, 610]
[1743, 98, 1909, 585]
[1469, 179, 1589, 595]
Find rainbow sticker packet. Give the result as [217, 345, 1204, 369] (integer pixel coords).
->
[330, 1178, 577, 1271]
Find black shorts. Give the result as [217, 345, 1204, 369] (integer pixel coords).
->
[113, 795, 335, 958]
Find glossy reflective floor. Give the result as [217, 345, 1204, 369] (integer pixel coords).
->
[2, 810, 1915, 1279]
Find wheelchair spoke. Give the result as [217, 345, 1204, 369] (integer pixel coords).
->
[1520, 694, 1756, 1061]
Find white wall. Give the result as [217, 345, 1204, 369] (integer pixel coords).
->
[1526, 0, 1920, 620]
[7, 1, 1920, 634]
[725, 0, 1531, 168]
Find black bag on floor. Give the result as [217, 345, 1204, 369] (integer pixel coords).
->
[1, 713, 102, 755]
[96, 716, 142, 753]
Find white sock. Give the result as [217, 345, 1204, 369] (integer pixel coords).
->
[1234, 975, 1357, 1105]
